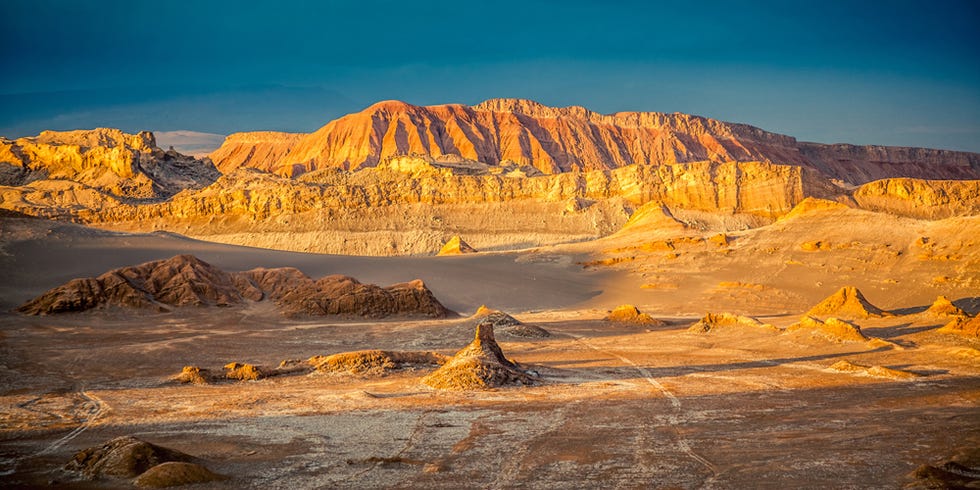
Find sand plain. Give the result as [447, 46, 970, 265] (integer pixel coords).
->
[1, 214, 978, 488]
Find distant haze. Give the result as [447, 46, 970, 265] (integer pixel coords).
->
[1, 0, 978, 152]
[154, 131, 227, 158]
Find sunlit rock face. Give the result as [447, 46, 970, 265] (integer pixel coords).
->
[208, 131, 305, 174]
[0, 128, 219, 198]
[209, 98, 980, 183]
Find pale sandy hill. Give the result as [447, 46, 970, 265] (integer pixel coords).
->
[611, 201, 688, 237]
[787, 316, 870, 342]
[437, 236, 478, 255]
[422, 324, 534, 390]
[805, 287, 889, 319]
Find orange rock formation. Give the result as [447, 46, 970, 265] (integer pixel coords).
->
[208, 99, 980, 183]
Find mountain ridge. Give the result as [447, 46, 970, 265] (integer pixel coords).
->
[208, 98, 980, 184]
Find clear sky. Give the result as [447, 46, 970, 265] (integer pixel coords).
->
[2, 0, 978, 151]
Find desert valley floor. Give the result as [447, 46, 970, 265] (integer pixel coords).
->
[0, 214, 978, 489]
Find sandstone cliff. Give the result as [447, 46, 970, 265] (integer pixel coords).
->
[852, 178, 980, 219]
[208, 99, 980, 184]
[0, 128, 219, 198]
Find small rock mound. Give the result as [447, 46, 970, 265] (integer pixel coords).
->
[907, 461, 980, 489]
[224, 362, 264, 381]
[787, 316, 869, 342]
[828, 360, 919, 380]
[614, 201, 687, 236]
[133, 461, 228, 488]
[937, 315, 980, 339]
[173, 366, 214, 385]
[473, 305, 550, 338]
[688, 312, 774, 333]
[926, 295, 968, 317]
[65, 436, 194, 479]
[605, 305, 666, 327]
[437, 236, 478, 255]
[310, 350, 447, 376]
[806, 286, 889, 319]
[422, 324, 535, 390]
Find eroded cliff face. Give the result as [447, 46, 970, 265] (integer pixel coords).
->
[208, 131, 305, 174]
[852, 178, 980, 219]
[0, 156, 844, 254]
[208, 99, 980, 184]
[0, 128, 219, 198]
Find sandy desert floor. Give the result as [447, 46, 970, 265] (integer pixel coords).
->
[1, 215, 978, 488]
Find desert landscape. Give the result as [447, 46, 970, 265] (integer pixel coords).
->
[0, 95, 978, 489]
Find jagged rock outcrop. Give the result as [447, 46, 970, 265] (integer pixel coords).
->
[208, 98, 980, 183]
[422, 323, 535, 390]
[938, 315, 980, 338]
[17, 255, 453, 318]
[0, 128, 219, 198]
[853, 178, 980, 219]
[806, 286, 889, 319]
[258, 273, 454, 318]
[17, 254, 245, 314]
[925, 296, 968, 317]
[208, 131, 305, 174]
[437, 235, 478, 255]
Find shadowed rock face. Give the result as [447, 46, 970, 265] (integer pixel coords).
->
[18, 255, 453, 319]
[422, 324, 534, 390]
[210, 98, 980, 183]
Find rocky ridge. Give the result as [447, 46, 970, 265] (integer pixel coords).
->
[210, 99, 980, 184]
[17, 254, 452, 318]
[0, 128, 219, 198]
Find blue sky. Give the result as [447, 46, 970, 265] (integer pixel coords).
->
[2, 0, 978, 151]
